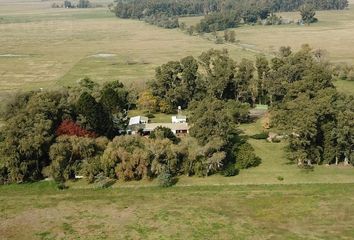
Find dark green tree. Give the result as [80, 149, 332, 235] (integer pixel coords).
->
[77, 92, 112, 136]
[149, 126, 180, 144]
[300, 4, 317, 25]
[0, 91, 71, 183]
[199, 49, 236, 99]
[188, 98, 239, 145]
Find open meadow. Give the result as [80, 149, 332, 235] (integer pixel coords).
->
[180, 4, 354, 65]
[0, 0, 254, 103]
[1, 181, 354, 240]
[1, 0, 353, 105]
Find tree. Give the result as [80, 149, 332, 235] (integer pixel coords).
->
[100, 83, 129, 130]
[149, 126, 179, 144]
[137, 90, 158, 113]
[100, 135, 151, 180]
[255, 55, 270, 104]
[278, 46, 292, 58]
[157, 169, 176, 187]
[235, 143, 261, 169]
[148, 139, 180, 176]
[188, 98, 239, 145]
[47, 136, 107, 183]
[56, 119, 97, 138]
[76, 92, 112, 136]
[235, 59, 254, 102]
[229, 30, 236, 43]
[0, 91, 71, 183]
[77, 0, 90, 8]
[199, 49, 236, 99]
[64, 0, 72, 8]
[334, 95, 354, 165]
[300, 4, 317, 25]
[224, 30, 230, 42]
[174, 136, 227, 177]
[242, 8, 259, 24]
[149, 56, 199, 110]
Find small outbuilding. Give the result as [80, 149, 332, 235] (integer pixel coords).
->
[172, 115, 187, 124]
[128, 116, 149, 126]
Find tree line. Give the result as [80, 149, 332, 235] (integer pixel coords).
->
[52, 0, 92, 8]
[112, 0, 348, 29]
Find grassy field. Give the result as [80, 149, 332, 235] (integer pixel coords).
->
[1, 2, 354, 239]
[180, 5, 354, 65]
[1, 0, 353, 107]
[0, 0, 253, 101]
[1, 181, 354, 239]
[180, 6, 354, 96]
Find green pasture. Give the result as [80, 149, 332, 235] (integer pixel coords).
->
[1, 181, 354, 239]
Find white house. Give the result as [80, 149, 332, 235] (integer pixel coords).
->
[128, 116, 149, 126]
[172, 115, 187, 124]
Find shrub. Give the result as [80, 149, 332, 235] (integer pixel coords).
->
[95, 178, 116, 188]
[299, 164, 315, 173]
[215, 36, 224, 44]
[250, 132, 268, 139]
[222, 164, 239, 177]
[56, 182, 68, 190]
[0, 166, 9, 185]
[157, 170, 176, 187]
[56, 119, 97, 138]
[81, 156, 102, 183]
[277, 176, 284, 181]
[235, 143, 262, 169]
[145, 113, 155, 119]
[149, 126, 179, 144]
[94, 173, 116, 188]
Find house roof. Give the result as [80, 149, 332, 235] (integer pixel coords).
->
[128, 116, 148, 126]
[172, 115, 187, 120]
[144, 123, 189, 131]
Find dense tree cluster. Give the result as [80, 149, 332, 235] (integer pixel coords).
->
[147, 46, 353, 167]
[0, 80, 130, 184]
[52, 0, 92, 8]
[112, 0, 348, 29]
[148, 49, 268, 111]
[1, 46, 353, 186]
[195, 11, 241, 33]
[269, 46, 353, 166]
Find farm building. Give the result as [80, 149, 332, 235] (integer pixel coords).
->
[128, 116, 149, 126]
[172, 115, 187, 123]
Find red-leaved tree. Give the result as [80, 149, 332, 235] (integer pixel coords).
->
[56, 120, 97, 138]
